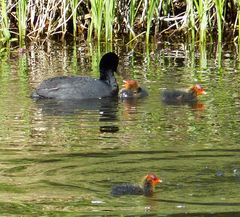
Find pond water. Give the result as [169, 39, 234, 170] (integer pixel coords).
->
[0, 42, 240, 216]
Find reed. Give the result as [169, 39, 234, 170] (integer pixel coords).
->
[194, 0, 208, 45]
[214, 0, 225, 43]
[237, 0, 240, 47]
[69, 0, 78, 37]
[89, 0, 104, 42]
[146, 0, 157, 45]
[129, 0, 140, 39]
[129, 0, 137, 38]
[104, 0, 115, 42]
[186, 0, 195, 43]
[0, 0, 11, 43]
[0, 0, 239, 47]
[16, 0, 28, 46]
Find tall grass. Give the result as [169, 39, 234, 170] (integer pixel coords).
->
[146, 0, 157, 45]
[0, 0, 11, 44]
[104, 0, 115, 42]
[69, 0, 78, 38]
[237, 0, 240, 47]
[214, 0, 225, 43]
[89, 0, 104, 42]
[0, 0, 239, 47]
[129, 0, 137, 39]
[17, 0, 28, 46]
[194, 0, 208, 45]
[186, 0, 195, 43]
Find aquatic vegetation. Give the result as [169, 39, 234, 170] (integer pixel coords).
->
[0, 0, 11, 44]
[104, 0, 115, 42]
[16, 0, 28, 46]
[194, 0, 208, 45]
[0, 0, 239, 48]
[89, 0, 104, 42]
[146, 0, 157, 45]
[69, 0, 78, 38]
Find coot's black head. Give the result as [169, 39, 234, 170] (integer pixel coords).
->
[99, 52, 119, 96]
[99, 52, 119, 79]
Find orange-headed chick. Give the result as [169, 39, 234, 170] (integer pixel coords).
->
[162, 84, 206, 104]
[111, 173, 162, 196]
[119, 80, 148, 99]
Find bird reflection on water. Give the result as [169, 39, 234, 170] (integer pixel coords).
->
[34, 97, 120, 133]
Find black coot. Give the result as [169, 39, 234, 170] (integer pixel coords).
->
[32, 52, 119, 100]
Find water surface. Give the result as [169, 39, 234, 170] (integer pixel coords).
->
[0, 43, 239, 216]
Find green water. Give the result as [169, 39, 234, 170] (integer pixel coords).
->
[0, 43, 239, 216]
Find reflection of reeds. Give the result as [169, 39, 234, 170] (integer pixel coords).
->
[0, 0, 239, 47]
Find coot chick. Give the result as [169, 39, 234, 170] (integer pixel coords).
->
[162, 84, 206, 104]
[119, 80, 148, 99]
[111, 173, 162, 196]
[31, 52, 119, 100]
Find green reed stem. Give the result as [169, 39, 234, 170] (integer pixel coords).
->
[161, 0, 171, 16]
[104, 0, 115, 42]
[129, 0, 137, 39]
[0, 0, 11, 43]
[214, 0, 225, 43]
[194, 0, 208, 44]
[236, 0, 240, 61]
[89, 0, 104, 42]
[146, 0, 157, 45]
[186, 0, 195, 43]
[17, 0, 28, 46]
[69, 0, 78, 38]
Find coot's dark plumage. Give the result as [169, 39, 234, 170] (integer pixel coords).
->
[32, 52, 119, 100]
[119, 80, 148, 99]
[162, 84, 206, 104]
[111, 174, 162, 196]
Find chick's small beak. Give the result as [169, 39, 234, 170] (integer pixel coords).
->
[153, 178, 162, 185]
[198, 90, 207, 96]
[122, 80, 127, 88]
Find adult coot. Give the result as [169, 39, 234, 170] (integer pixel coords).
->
[119, 80, 148, 99]
[162, 84, 206, 104]
[31, 52, 119, 100]
[111, 173, 162, 196]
